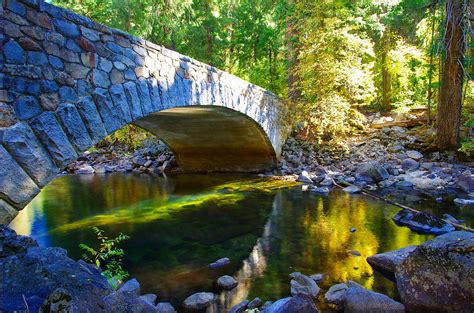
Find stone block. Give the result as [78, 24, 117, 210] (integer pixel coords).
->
[123, 82, 143, 120]
[92, 88, 122, 133]
[137, 79, 152, 114]
[30, 111, 78, 168]
[90, 69, 110, 88]
[0, 122, 58, 186]
[14, 96, 42, 120]
[57, 103, 92, 152]
[4, 39, 25, 64]
[53, 19, 80, 38]
[109, 84, 132, 123]
[59, 86, 78, 103]
[0, 145, 40, 207]
[0, 200, 19, 225]
[76, 96, 107, 143]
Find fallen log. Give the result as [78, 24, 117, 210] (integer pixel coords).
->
[371, 119, 428, 129]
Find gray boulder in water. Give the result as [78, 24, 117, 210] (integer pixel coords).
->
[182, 292, 216, 310]
[392, 208, 455, 235]
[343, 281, 405, 313]
[263, 293, 319, 313]
[367, 245, 417, 273]
[395, 231, 474, 312]
[289, 272, 321, 298]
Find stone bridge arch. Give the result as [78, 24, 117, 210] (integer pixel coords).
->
[0, 0, 289, 223]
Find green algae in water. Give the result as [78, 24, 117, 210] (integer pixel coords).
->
[11, 173, 443, 312]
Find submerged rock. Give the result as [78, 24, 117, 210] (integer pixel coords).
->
[367, 245, 417, 273]
[182, 292, 216, 310]
[155, 302, 176, 313]
[140, 294, 157, 306]
[392, 208, 455, 235]
[263, 294, 319, 313]
[310, 186, 330, 194]
[395, 231, 474, 312]
[454, 198, 474, 206]
[324, 283, 348, 306]
[208, 257, 230, 269]
[289, 272, 321, 298]
[343, 281, 405, 313]
[217, 275, 238, 290]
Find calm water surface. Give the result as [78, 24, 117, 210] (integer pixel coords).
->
[12, 173, 467, 312]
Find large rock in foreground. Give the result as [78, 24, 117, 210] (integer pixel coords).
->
[367, 245, 417, 273]
[263, 294, 319, 313]
[343, 281, 405, 313]
[0, 245, 112, 311]
[395, 231, 474, 312]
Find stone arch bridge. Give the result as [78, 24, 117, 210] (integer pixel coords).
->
[0, 0, 290, 223]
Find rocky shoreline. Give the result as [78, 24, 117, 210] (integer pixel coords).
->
[1, 225, 473, 312]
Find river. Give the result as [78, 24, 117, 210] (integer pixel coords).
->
[10, 173, 449, 311]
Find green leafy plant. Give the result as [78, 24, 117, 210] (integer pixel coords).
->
[79, 227, 130, 289]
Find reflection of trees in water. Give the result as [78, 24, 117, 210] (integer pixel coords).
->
[211, 192, 283, 312]
[211, 189, 432, 310]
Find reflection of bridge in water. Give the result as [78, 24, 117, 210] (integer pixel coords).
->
[208, 192, 283, 312]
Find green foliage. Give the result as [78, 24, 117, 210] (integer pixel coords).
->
[79, 227, 130, 289]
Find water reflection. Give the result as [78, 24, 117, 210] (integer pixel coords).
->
[11, 174, 438, 311]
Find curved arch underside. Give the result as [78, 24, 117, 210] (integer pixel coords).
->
[135, 106, 277, 172]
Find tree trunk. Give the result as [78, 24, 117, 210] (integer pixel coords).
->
[381, 31, 392, 111]
[437, 0, 465, 150]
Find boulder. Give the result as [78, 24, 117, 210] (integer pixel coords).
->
[401, 158, 419, 170]
[454, 198, 474, 206]
[343, 281, 405, 313]
[406, 150, 423, 160]
[217, 275, 238, 290]
[0, 225, 38, 258]
[155, 302, 176, 313]
[310, 186, 329, 194]
[289, 272, 321, 298]
[343, 185, 361, 194]
[139, 294, 157, 306]
[395, 231, 474, 313]
[0, 246, 112, 312]
[182, 292, 216, 310]
[118, 278, 140, 295]
[76, 164, 95, 174]
[355, 161, 389, 182]
[324, 283, 347, 306]
[104, 289, 158, 313]
[247, 297, 263, 309]
[262, 294, 319, 313]
[297, 171, 314, 184]
[392, 208, 455, 235]
[457, 174, 474, 193]
[208, 257, 230, 269]
[309, 273, 325, 284]
[367, 245, 417, 273]
[229, 300, 249, 313]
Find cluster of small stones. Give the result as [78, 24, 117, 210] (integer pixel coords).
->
[0, 0, 284, 223]
[66, 140, 178, 175]
[280, 123, 473, 204]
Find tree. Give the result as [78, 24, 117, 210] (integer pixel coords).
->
[437, 0, 465, 150]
